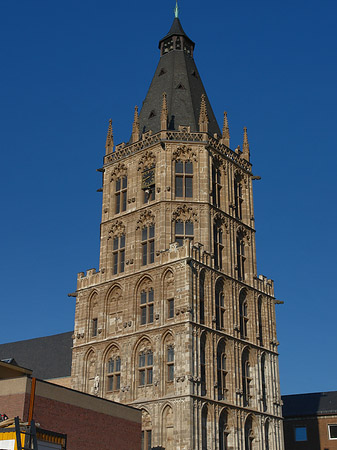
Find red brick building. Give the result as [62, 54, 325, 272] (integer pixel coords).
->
[0, 361, 141, 450]
[282, 391, 337, 450]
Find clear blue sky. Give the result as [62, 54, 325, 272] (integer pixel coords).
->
[1, 0, 336, 395]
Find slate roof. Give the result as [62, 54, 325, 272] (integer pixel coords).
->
[158, 18, 195, 48]
[0, 332, 73, 380]
[282, 391, 337, 417]
[138, 18, 221, 138]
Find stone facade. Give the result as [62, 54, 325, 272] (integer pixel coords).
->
[71, 14, 284, 450]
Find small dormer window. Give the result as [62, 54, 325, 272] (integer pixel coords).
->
[176, 83, 186, 90]
[149, 110, 156, 119]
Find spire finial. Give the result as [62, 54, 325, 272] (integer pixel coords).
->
[105, 119, 114, 155]
[132, 106, 140, 143]
[242, 126, 250, 161]
[199, 94, 209, 133]
[161, 92, 168, 131]
[222, 111, 230, 147]
[174, 0, 179, 18]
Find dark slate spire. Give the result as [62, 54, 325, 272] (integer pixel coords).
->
[138, 15, 220, 137]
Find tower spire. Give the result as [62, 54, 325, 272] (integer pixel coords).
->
[132, 106, 140, 143]
[174, 0, 179, 18]
[242, 126, 250, 161]
[161, 92, 168, 131]
[199, 94, 209, 133]
[222, 111, 230, 147]
[105, 119, 114, 155]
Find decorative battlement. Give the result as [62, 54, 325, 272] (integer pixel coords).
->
[253, 274, 274, 297]
[104, 130, 252, 172]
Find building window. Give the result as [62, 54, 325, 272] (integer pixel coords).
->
[142, 167, 155, 203]
[217, 341, 227, 400]
[168, 298, 174, 319]
[139, 351, 153, 386]
[200, 271, 205, 324]
[328, 424, 337, 439]
[175, 220, 194, 246]
[140, 288, 154, 325]
[258, 296, 263, 345]
[200, 334, 206, 396]
[142, 225, 155, 265]
[212, 165, 222, 207]
[214, 225, 224, 270]
[295, 426, 307, 441]
[167, 346, 174, 382]
[113, 234, 125, 274]
[107, 356, 121, 391]
[215, 283, 225, 330]
[242, 349, 251, 407]
[141, 430, 152, 450]
[219, 411, 229, 450]
[234, 177, 243, 219]
[115, 176, 127, 214]
[265, 420, 270, 450]
[244, 416, 254, 450]
[261, 353, 267, 411]
[236, 236, 245, 281]
[239, 291, 248, 339]
[92, 318, 98, 337]
[175, 160, 193, 198]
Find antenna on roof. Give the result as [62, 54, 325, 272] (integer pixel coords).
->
[174, 0, 179, 18]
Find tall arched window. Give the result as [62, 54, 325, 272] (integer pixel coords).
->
[258, 296, 263, 345]
[212, 164, 222, 208]
[163, 270, 175, 320]
[217, 340, 227, 401]
[106, 353, 121, 392]
[234, 176, 243, 219]
[163, 406, 174, 450]
[175, 160, 193, 198]
[244, 415, 255, 450]
[89, 292, 99, 338]
[214, 225, 224, 270]
[242, 348, 251, 407]
[261, 353, 267, 412]
[219, 410, 229, 450]
[265, 420, 270, 450]
[141, 410, 152, 450]
[239, 290, 248, 339]
[201, 405, 208, 449]
[236, 235, 245, 281]
[167, 345, 174, 382]
[199, 271, 205, 324]
[200, 334, 206, 396]
[115, 176, 127, 214]
[107, 286, 122, 335]
[215, 280, 225, 330]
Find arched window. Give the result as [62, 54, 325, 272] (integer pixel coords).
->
[141, 410, 152, 450]
[236, 235, 245, 281]
[175, 160, 193, 198]
[175, 220, 194, 246]
[244, 415, 255, 450]
[215, 280, 225, 330]
[212, 165, 222, 208]
[219, 410, 229, 450]
[89, 292, 99, 338]
[86, 350, 96, 395]
[163, 270, 175, 320]
[217, 340, 227, 400]
[112, 234, 125, 274]
[199, 271, 205, 324]
[141, 225, 155, 265]
[234, 176, 243, 219]
[214, 225, 224, 270]
[239, 290, 248, 339]
[242, 348, 251, 407]
[200, 334, 206, 396]
[107, 355, 121, 392]
[201, 405, 208, 449]
[258, 296, 263, 345]
[139, 350, 153, 386]
[107, 286, 122, 335]
[167, 345, 174, 382]
[261, 353, 267, 412]
[140, 287, 154, 325]
[265, 420, 270, 450]
[115, 176, 127, 214]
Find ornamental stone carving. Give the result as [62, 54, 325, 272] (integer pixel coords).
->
[138, 150, 156, 171]
[136, 210, 155, 229]
[108, 220, 125, 238]
[172, 204, 198, 222]
[172, 145, 197, 162]
[110, 163, 127, 181]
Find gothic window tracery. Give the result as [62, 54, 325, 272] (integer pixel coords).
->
[239, 290, 248, 339]
[242, 348, 251, 407]
[112, 234, 125, 274]
[217, 339, 227, 400]
[215, 280, 226, 331]
[214, 224, 224, 270]
[175, 160, 193, 198]
[139, 349, 153, 386]
[142, 225, 155, 265]
[106, 349, 121, 392]
[115, 176, 127, 214]
[234, 175, 243, 220]
[212, 164, 222, 207]
[140, 287, 154, 325]
[236, 232, 246, 281]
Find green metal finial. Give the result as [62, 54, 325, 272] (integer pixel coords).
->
[174, 0, 179, 18]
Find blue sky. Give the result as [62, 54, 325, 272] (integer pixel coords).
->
[1, 0, 336, 395]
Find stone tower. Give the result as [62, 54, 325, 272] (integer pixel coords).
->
[71, 11, 284, 450]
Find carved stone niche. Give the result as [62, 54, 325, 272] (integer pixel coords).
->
[108, 220, 126, 238]
[110, 163, 127, 182]
[172, 145, 197, 162]
[136, 210, 155, 230]
[138, 150, 156, 172]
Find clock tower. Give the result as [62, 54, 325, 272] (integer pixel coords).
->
[71, 9, 284, 450]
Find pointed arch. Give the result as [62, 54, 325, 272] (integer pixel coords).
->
[88, 291, 99, 338]
[141, 409, 152, 450]
[103, 343, 121, 394]
[201, 404, 208, 449]
[244, 414, 256, 450]
[134, 337, 153, 389]
[239, 289, 248, 339]
[242, 347, 251, 407]
[106, 284, 123, 335]
[162, 331, 175, 391]
[85, 348, 96, 395]
[219, 408, 229, 450]
[217, 338, 227, 400]
[199, 269, 205, 324]
[162, 404, 174, 450]
[162, 269, 175, 320]
[136, 276, 154, 326]
[215, 278, 225, 330]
